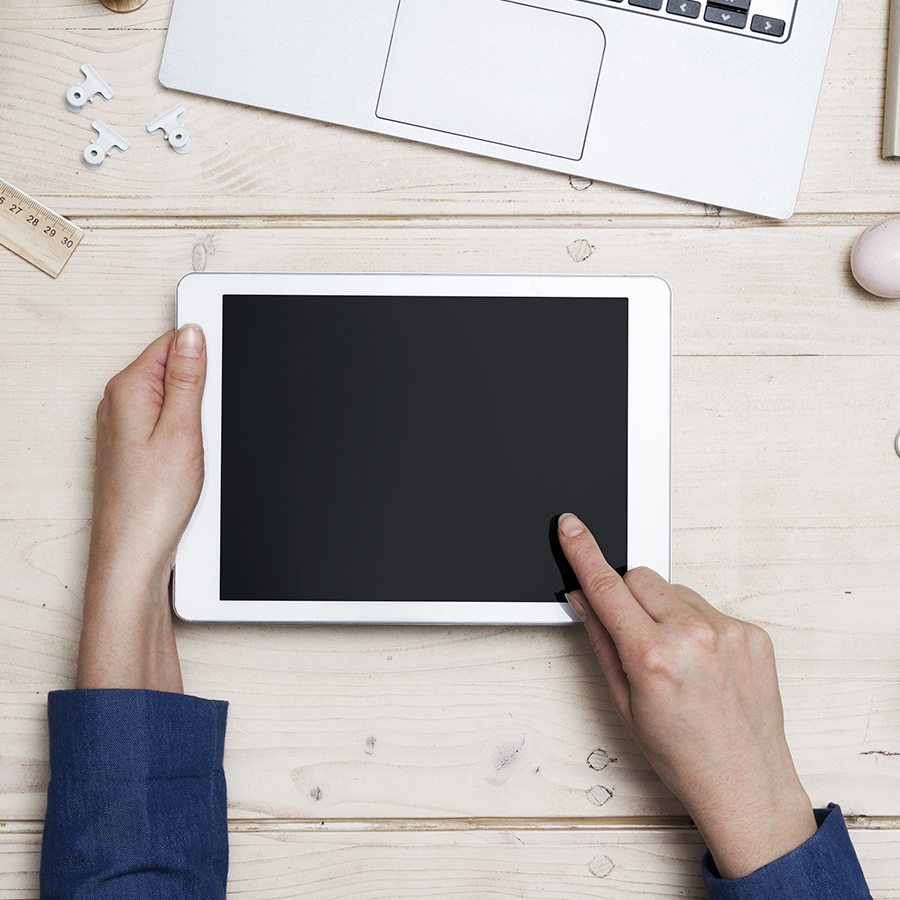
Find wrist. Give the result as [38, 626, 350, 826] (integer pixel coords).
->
[695, 782, 817, 880]
[85, 528, 175, 606]
[78, 544, 183, 692]
[86, 520, 177, 594]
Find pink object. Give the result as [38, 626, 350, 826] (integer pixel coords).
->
[851, 217, 900, 298]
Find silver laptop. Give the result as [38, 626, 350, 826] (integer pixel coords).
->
[159, 0, 838, 219]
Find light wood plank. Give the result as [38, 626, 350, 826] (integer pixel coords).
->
[3, 349, 900, 669]
[0, 3, 896, 217]
[2, 825, 899, 900]
[2, 226, 898, 542]
[3, 222, 898, 521]
[1, 224, 897, 358]
[2, 513, 900, 820]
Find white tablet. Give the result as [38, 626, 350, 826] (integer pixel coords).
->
[175, 274, 670, 624]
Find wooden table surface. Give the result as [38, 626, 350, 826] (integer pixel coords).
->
[2, 1, 900, 896]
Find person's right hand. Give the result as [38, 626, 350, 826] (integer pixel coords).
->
[557, 513, 817, 880]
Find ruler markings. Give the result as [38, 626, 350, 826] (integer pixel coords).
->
[0, 177, 84, 277]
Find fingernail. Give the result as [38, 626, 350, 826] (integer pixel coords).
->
[565, 592, 586, 621]
[558, 513, 585, 538]
[175, 324, 204, 359]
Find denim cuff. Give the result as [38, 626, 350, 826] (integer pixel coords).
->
[703, 804, 871, 899]
[48, 689, 228, 781]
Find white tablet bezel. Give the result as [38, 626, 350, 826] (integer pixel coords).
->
[175, 273, 670, 624]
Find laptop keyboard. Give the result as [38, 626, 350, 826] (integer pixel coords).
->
[579, 0, 797, 43]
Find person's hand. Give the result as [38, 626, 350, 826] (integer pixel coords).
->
[557, 513, 816, 880]
[77, 326, 207, 692]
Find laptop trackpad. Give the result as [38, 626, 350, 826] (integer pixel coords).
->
[376, 0, 605, 161]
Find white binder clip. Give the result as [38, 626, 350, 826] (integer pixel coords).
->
[66, 64, 115, 113]
[83, 120, 129, 169]
[146, 105, 192, 154]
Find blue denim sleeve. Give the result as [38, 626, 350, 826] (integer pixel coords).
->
[702, 804, 872, 899]
[40, 689, 229, 900]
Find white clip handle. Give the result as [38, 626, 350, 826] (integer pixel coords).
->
[66, 64, 115, 113]
[83, 120, 129, 169]
[146, 105, 192, 154]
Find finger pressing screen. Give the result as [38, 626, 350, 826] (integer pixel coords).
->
[557, 513, 656, 648]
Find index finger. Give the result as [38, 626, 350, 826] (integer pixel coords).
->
[557, 513, 656, 647]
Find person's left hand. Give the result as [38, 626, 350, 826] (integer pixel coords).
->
[77, 326, 207, 691]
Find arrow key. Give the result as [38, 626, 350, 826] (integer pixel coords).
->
[750, 14, 786, 36]
[704, 6, 747, 27]
[666, 0, 701, 18]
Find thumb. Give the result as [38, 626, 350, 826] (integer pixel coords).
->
[156, 324, 207, 437]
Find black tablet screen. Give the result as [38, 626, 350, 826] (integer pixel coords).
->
[220, 295, 627, 602]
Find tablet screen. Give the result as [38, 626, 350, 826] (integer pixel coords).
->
[219, 295, 627, 603]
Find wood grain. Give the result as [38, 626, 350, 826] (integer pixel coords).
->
[2, 825, 900, 900]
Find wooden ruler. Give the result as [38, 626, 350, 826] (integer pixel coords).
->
[0, 178, 84, 277]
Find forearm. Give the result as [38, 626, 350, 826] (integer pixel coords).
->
[690, 766, 816, 880]
[78, 540, 182, 692]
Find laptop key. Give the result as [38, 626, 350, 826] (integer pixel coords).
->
[666, 0, 701, 18]
[704, 7, 747, 28]
[707, 0, 751, 10]
[750, 14, 785, 36]
[628, 0, 664, 9]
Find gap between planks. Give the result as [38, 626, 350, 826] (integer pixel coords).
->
[4, 817, 900, 835]
[23, 213, 896, 231]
